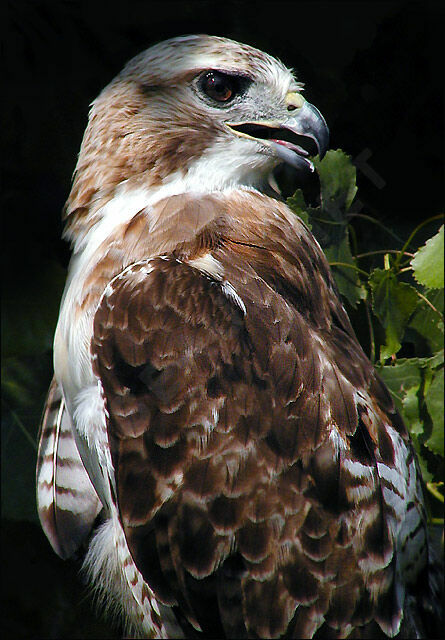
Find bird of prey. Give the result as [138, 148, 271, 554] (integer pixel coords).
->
[36, 35, 441, 638]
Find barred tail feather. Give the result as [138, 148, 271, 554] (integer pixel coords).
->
[81, 512, 178, 639]
[36, 377, 102, 559]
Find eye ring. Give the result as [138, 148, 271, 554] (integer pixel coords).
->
[198, 71, 241, 104]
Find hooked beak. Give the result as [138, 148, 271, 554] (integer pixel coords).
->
[227, 97, 329, 173]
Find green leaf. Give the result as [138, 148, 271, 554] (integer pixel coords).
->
[377, 360, 423, 391]
[314, 149, 358, 212]
[325, 235, 366, 307]
[377, 357, 443, 475]
[402, 386, 423, 436]
[424, 369, 444, 455]
[369, 268, 419, 360]
[428, 349, 445, 368]
[409, 288, 444, 352]
[286, 148, 443, 485]
[415, 452, 434, 484]
[287, 152, 365, 307]
[377, 359, 422, 415]
[287, 189, 311, 228]
[286, 190, 306, 213]
[410, 225, 444, 289]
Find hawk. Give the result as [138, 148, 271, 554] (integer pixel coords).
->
[36, 35, 441, 638]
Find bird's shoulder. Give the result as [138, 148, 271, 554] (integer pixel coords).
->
[89, 189, 428, 637]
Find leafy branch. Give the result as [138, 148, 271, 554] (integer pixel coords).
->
[288, 150, 444, 508]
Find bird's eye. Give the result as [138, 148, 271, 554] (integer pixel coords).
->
[198, 71, 242, 104]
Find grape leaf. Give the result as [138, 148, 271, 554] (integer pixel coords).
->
[287, 152, 443, 488]
[410, 225, 444, 289]
[377, 359, 422, 415]
[424, 369, 444, 455]
[427, 349, 444, 368]
[289, 151, 364, 307]
[369, 268, 419, 360]
[409, 288, 444, 352]
[325, 235, 367, 307]
[314, 149, 357, 212]
[402, 386, 423, 436]
[287, 189, 311, 227]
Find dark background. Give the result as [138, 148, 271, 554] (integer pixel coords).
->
[2, 1, 444, 638]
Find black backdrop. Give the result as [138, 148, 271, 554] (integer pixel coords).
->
[2, 2, 444, 638]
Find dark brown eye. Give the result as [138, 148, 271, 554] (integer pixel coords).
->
[199, 71, 241, 103]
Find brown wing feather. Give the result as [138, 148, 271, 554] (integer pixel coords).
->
[92, 197, 434, 638]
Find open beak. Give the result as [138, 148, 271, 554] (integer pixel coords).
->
[227, 99, 329, 173]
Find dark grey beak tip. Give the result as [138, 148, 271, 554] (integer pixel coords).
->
[308, 103, 329, 159]
[317, 123, 329, 160]
[294, 101, 329, 161]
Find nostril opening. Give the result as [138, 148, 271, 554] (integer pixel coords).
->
[287, 104, 297, 111]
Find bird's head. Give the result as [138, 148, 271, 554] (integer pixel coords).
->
[66, 35, 328, 233]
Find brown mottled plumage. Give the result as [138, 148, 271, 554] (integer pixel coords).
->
[37, 35, 441, 638]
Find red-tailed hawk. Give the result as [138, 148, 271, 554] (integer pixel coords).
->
[36, 35, 441, 638]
